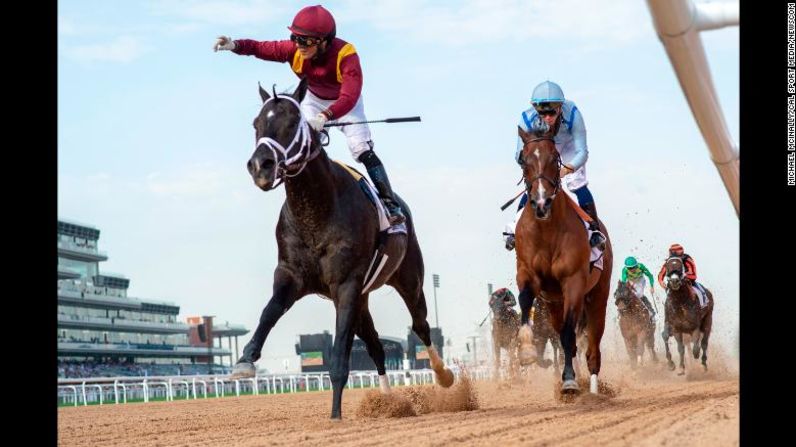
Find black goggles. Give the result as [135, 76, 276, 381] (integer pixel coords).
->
[534, 102, 562, 116]
[290, 34, 322, 47]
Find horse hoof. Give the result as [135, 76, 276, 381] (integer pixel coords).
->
[538, 358, 552, 369]
[518, 348, 537, 366]
[562, 379, 580, 393]
[230, 362, 256, 379]
[677, 368, 686, 376]
[667, 362, 676, 371]
[435, 368, 454, 388]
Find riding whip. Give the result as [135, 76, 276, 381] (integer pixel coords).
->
[500, 190, 526, 211]
[478, 310, 492, 327]
[324, 116, 421, 127]
[651, 289, 660, 313]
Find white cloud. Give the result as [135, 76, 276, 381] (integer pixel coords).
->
[65, 36, 150, 63]
[338, 0, 653, 46]
[146, 163, 229, 198]
[148, 0, 288, 26]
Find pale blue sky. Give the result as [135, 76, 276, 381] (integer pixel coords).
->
[58, 0, 739, 371]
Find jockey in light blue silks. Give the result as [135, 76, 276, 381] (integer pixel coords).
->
[503, 81, 606, 251]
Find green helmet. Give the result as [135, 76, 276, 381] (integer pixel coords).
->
[624, 256, 638, 268]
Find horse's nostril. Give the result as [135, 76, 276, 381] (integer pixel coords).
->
[247, 159, 255, 174]
[263, 159, 275, 169]
[544, 198, 552, 208]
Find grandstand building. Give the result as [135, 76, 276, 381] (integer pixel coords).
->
[57, 219, 249, 377]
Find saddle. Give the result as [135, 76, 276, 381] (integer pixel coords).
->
[334, 160, 408, 294]
[561, 193, 605, 271]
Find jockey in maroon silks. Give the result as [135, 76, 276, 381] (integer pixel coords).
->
[214, 5, 405, 224]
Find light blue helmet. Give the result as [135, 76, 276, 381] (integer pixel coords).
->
[531, 81, 565, 106]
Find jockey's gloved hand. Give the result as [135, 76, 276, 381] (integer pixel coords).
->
[214, 36, 236, 52]
[529, 116, 550, 135]
[308, 113, 328, 131]
[505, 234, 515, 251]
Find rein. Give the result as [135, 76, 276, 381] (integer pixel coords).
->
[521, 137, 563, 197]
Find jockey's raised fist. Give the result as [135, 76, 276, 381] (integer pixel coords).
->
[214, 36, 236, 52]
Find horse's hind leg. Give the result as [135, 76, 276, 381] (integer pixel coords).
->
[233, 268, 302, 378]
[700, 310, 713, 371]
[355, 302, 390, 393]
[637, 332, 646, 365]
[623, 332, 638, 369]
[674, 332, 686, 376]
[584, 296, 607, 394]
[391, 259, 454, 387]
[692, 330, 702, 359]
[647, 323, 659, 363]
[557, 279, 587, 393]
[534, 334, 552, 369]
[551, 336, 563, 374]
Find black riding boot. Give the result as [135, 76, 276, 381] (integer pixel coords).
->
[359, 150, 406, 225]
[580, 202, 607, 249]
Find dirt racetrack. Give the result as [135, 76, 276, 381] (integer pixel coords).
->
[58, 357, 738, 447]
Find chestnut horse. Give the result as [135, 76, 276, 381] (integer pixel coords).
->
[514, 127, 613, 394]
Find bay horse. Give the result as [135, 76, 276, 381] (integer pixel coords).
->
[660, 257, 714, 374]
[514, 127, 613, 394]
[530, 298, 564, 373]
[614, 280, 658, 368]
[490, 300, 520, 379]
[233, 79, 453, 419]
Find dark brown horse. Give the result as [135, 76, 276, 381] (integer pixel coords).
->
[661, 257, 714, 375]
[530, 298, 564, 373]
[514, 127, 613, 394]
[490, 301, 520, 379]
[233, 80, 453, 419]
[614, 280, 658, 368]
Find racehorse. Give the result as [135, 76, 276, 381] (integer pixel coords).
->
[614, 280, 658, 368]
[530, 298, 564, 373]
[514, 126, 614, 394]
[490, 300, 520, 379]
[233, 79, 453, 418]
[660, 257, 714, 375]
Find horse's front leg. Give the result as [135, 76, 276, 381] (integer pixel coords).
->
[330, 280, 362, 419]
[492, 331, 502, 380]
[647, 322, 659, 363]
[559, 277, 586, 394]
[674, 332, 686, 376]
[232, 267, 302, 378]
[516, 272, 539, 365]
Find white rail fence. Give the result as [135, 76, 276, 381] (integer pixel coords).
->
[57, 367, 492, 407]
